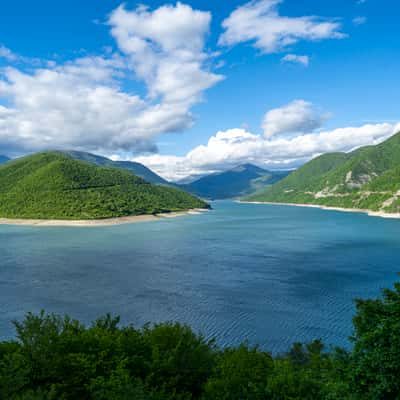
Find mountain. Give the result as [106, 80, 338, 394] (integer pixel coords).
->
[0, 155, 10, 164]
[0, 152, 208, 220]
[62, 150, 169, 185]
[184, 163, 290, 199]
[247, 132, 400, 214]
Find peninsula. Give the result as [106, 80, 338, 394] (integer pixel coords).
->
[0, 152, 209, 223]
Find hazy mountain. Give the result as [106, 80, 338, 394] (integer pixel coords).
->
[184, 163, 290, 199]
[62, 150, 169, 185]
[0, 155, 10, 164]
[247, 131, 400, 214]
[0, 152, 208, 220]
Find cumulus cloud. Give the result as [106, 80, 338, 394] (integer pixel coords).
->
[281, 54, 309, 66]
[0, 3, 223, 156]
[108, 3, 223, 105]
[262, 100, 328, 138]
[219, 0, 346, 53]
[0, 57, 160, 154]
[135, 121, 400, 181]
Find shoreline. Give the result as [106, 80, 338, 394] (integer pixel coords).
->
[0, 208, 209, 227]
[238, 201, 400, 220]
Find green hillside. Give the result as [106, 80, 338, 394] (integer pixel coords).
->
[0, 152, 208, 220]
[62, 150, 169, 185]
[184, 164, 289, 199]
[247, 132, 400, 213]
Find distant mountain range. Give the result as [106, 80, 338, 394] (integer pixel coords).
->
[62, 150, 169, 185]
[0, 155, 10, 164]
[0, 152, 208, 220]
[1, 151, 292, 200]
[183, 164, 290, 200]
[247, 131, 400, 214]
[62, 151, 291, 200]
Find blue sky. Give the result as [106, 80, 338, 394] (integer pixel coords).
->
[0, 0, 399, 180]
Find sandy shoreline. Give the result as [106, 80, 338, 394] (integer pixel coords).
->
[0, 208, 210, 227]
[239, 201, 400, 220]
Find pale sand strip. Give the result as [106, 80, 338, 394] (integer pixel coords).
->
[0, 208, 209, 227]
[238, 201, 400, 220]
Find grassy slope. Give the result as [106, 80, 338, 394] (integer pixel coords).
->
[247, 132, 400, 213]
[0, 152, 208, 219]
[185, 164, 289, 199]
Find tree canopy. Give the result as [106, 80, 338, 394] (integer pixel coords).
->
[1, 280, 400, 399]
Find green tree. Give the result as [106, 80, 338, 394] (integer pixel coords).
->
[350, 281, 400, 399]
[204, 345, 273, 399]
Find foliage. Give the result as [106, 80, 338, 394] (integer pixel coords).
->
[1, 280, 400, 399]
[247, 131, 400, 213]
[0, 152, 208, 219]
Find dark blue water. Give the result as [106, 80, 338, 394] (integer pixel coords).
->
[1, 201, 399, 353]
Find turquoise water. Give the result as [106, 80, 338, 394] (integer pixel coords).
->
[1, 201, 399, 353]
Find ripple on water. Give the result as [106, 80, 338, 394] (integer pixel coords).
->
[0, 201, 399, 353]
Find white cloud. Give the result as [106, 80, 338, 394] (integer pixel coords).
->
[262, 100, 328, 138]
[135, 119, 399, 181]
[219, 0, 346, 53]
[0, 58, 158, 154]
[108, 3, 223, 105]
[0, 45, 18, 62]
[281, 54, 309, 66]
[353, 16, 367, 26]
[0, 3, 223, 156]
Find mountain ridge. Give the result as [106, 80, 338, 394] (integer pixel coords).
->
[61, 150, 169, 185]
[247, 132, 400, 214]
[0, 155, 10, 164]
[184, 163, 290, 200]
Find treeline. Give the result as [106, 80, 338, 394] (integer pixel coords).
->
[1, 281, 400, 399]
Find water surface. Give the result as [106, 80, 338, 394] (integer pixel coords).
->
[1, 201, 399, 353]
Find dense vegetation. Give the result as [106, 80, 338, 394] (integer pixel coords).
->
[0, 152, 208, 219]
[247, 132, 400, 213]
[184, 164, 289, 200]
[1, 280, 400, 399]
[63, 151, 169, 185]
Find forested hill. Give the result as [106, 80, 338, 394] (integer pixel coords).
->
[62, 150, 169, 185]
[0, 152, 208, 220]
[247, 131, 400, 214]
[184, 164, 290, 199]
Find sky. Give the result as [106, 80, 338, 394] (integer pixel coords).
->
[0, 0, 399, 181]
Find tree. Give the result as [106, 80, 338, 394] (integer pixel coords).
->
[350, 281, 400, 399]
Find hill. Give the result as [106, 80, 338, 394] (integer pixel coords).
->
[0, 155, 10, 164]
[0, 152, 208, 220]
[247, 132, 400, 213]
[62, 150, 169, 185]
[184, 164, 290, 199]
